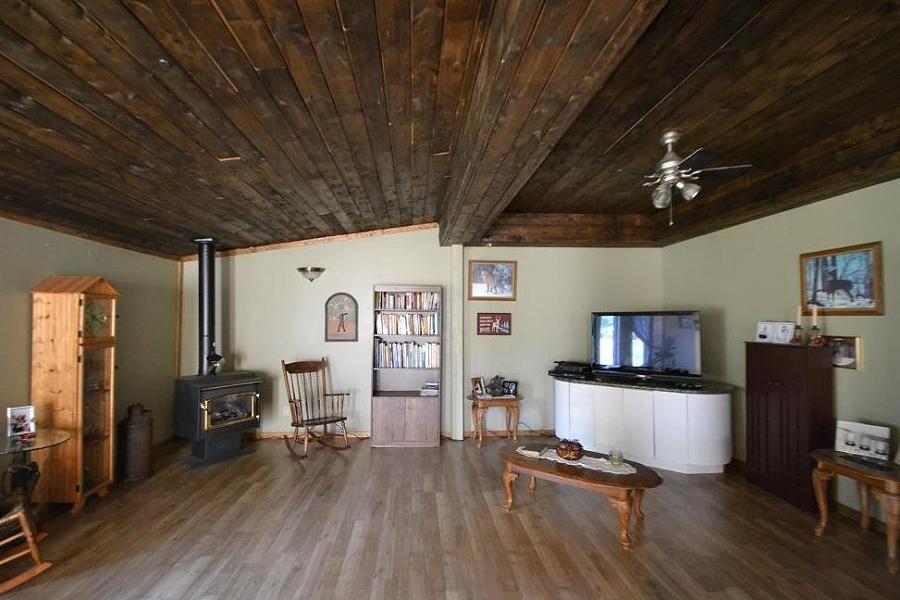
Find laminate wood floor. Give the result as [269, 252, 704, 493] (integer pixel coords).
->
[4, 438, 897, 599]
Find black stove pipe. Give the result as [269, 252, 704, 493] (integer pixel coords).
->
[193, 237, 219, 376]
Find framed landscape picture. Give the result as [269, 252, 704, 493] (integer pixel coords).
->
[325, 292, 358, 342]
[468, 260, 516, 301]
[476, 312, 511, 335]
[800, 242, 883, 315]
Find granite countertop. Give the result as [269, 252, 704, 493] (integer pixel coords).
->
[550, 373, 734, 395]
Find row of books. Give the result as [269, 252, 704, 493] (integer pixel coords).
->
[375, 313, 440, 335]
[374, 341, 440, 369]
[375, 291, 440, 311]
[420, 382, 440, 396]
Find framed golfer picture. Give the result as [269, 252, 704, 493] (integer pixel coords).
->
[325, 292, 358, 342]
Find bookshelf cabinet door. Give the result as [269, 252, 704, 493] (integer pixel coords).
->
[405, 397, 440, 443]
[372, 397, 407, 445]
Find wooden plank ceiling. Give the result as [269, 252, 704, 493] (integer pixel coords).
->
[0, 1, 897, 257]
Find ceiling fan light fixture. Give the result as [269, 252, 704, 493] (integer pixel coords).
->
[651, 184, 671, 209]
[676, 180, 701, 201]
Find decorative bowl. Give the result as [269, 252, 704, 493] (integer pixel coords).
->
[555, 438, 584, 461]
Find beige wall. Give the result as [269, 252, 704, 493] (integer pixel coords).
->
[179, 227, 454, 434]
[464, 247, 663, 431]
[179, 229, 664, 435]
[662, 179, 899, 514]
[0, 218, 179, 443]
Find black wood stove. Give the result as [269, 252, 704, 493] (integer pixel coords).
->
[174, 238, 261, 461]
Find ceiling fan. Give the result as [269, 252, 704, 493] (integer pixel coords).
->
[643, 130, 752, 225]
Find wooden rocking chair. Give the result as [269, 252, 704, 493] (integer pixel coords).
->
[281, 358, 350, 458]
[0, 464, 52, 593]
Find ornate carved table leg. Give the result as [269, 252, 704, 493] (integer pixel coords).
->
[858, 482, 870, 530]
[608, 492, 633, 549]
[503, 463, 519, 512]
[812, 467, 834, 537]
[633, 489, 646, 524]
[528, 477, 537, 493]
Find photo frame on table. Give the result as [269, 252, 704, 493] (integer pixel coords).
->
[502, 380, 518, 397]
[468, 260, 517, 301]
[6, 405, 35, 437]
[800, 242, 884, 316]
[325, 292, 358, 342]
[476, 312, 511, 335]
[822, 335, 862, 370]
[471, 377, 486, 396]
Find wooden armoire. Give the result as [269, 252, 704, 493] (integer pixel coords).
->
[31, 276, 118, 512]
[745, 342, 834, 512]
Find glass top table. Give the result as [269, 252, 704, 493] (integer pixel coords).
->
[0, 429, 70, 456]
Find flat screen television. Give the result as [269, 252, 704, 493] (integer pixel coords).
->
[591, 311, 702, 381]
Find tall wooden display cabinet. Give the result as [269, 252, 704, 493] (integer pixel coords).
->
[30, 276, 118, 512]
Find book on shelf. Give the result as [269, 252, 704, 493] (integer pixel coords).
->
[374, 340, 440, 369]
[375, 312, 440, 335]
[374, 290, 440, 311]
[474, 393, 516, 400]
[420, 382, 440, 396]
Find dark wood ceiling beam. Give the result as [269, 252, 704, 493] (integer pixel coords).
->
[482, 213, 659, 247]
[438, 0, 666, 245]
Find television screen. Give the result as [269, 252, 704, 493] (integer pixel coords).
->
[591, 311, 702, 378]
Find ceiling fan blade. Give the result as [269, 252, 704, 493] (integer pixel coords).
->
[692, 164, 753, 174]
[677, 147, 703, 166]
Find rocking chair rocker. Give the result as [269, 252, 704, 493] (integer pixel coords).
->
[281, 358, 350, 458]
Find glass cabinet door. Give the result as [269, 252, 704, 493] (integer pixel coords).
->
[82, 345, 113, 490]
[81, 296, 114, 340]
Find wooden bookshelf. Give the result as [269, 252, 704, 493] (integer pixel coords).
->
[371, 284, 441, 447]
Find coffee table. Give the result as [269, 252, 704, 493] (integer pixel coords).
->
[498, 445, 662, 549]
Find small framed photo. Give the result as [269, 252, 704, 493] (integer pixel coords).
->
[7, 405, 36, 437]
[476, 312, 511, 335]
[502, 380, 518, 396]
[471, 377, 486, 396]
[823, 335, 862, 370]
[468, 260, 517, 301]
[325, 292, 358, 342]
[836, 420, 890, 460]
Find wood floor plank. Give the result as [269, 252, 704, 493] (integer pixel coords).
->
[4, 438, 899, 599]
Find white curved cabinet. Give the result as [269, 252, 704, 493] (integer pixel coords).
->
[553, 377, 732, 474]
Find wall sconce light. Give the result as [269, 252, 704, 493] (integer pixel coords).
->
[297, 267, 325, 282]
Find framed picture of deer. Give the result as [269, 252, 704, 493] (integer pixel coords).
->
[800, 241, 883, 316]
[468, 260, 517, 301]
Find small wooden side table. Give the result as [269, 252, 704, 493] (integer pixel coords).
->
[468, 394, 520, 448]
[810, 448, 900, 574]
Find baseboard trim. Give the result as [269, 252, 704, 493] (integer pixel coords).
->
[836, 503, 886, 534]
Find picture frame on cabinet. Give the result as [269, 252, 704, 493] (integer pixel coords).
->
[835, 420, 890, 460]
[471, 377, 485, 396]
